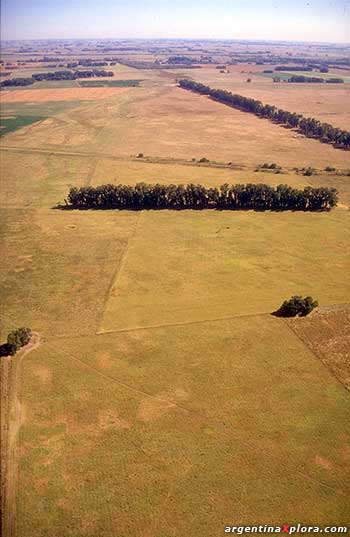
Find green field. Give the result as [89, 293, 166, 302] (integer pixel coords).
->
[1, 69, 350, 537]
[0, 101, 84, 136]
[0, 115, 45, 136]
[101, 209, 350, 332]
[78, 79, 143, 87]
[261, 70, 350, 83]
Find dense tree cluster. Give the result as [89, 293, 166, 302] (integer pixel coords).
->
[166, 56, 197, 64]
[1, 77, 35, 86]
[289, 75, 325, 83]
[65, 183, 338, 211]
[179, 79, 350, 149]
[275, 65, 313, 71]
[1, 69, 114, 87]
[32, 69, 114, 80]
[273, 296, 318, 317]
[0, 327, 31, 357]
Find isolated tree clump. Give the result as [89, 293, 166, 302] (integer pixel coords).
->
[0, 327, 32, 357]
[273, 296, 318, 318]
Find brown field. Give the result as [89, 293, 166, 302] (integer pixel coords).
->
[0, 87, 131, 103]
[287, 307, 350, 390]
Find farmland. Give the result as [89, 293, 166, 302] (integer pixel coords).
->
[1, 38, 350, 537]
[78, 79, 143, 87]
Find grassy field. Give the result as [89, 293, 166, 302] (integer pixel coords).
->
[78, 79, 143, 87]
[0, 101, 84, 136]
[260, 70, 350, 83]
[100, 209, 350, 332]
[1, 62, 350, 537]
[0, 115, 45, 136]
[14, 317, 350, 537]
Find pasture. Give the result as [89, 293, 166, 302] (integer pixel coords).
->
[261, 70, 350, 82]
[1, 56, 350, 537]
[0, 115, 45, 136]
[78, 79, 143, 87]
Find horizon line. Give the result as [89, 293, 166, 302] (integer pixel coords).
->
[1, 36, 350, 46]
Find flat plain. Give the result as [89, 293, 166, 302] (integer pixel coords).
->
[1, 40, 350, 537]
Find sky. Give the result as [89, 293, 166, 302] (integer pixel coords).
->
[1, 0, 349, 43]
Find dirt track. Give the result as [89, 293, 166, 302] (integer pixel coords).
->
[1, 333, 40, 537]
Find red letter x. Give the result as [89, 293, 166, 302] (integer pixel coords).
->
[282, 525, 290, 533]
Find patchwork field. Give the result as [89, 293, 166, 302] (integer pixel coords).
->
[1, 52, 350, 537]
[1, 81, 349, 170]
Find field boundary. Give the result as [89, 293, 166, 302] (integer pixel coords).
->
[1, 333, 41, 537]
[46, 340, 226, 428]
[0, 145, 244, 170]
[96, 212, 143, 333]
[284, 305, 350, 393]
[97, 310, 271, 335]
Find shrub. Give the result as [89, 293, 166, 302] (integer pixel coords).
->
[273, 296, 318, 317]
[303, 167, 317, 176]
[198, 157, 209, 163]
[324, 166, 336, 172]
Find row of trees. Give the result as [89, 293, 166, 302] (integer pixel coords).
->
[275, 65, 313, 71]
[289, 75, 325, 83]
[0, 327, 31, 357]
[65, 183, 338, 211]
[287, 75, 344, 84]
[1, 69, 114, 87]
[178, 79, 350, 149]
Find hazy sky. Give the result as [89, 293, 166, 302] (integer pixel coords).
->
[1, 0, 349, 43]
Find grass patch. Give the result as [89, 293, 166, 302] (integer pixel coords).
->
[78, 79, 143, 88]
[0, 115, 45, 136]
[101, 209, 350, 332]
[260, 71, 350, 83]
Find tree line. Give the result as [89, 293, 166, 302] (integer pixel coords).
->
[275, 65, 313, 71]
[178, 79, 350, 149]
[65, 183, 338, 211]
[1, 69, 114, 87]
[289, 75, 326, 83]
[288, 75, 343, 83]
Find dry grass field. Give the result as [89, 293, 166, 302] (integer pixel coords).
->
[2, 79, 350, 170]
[0, 87, 132, 102]
[1, 51, 350, 537]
